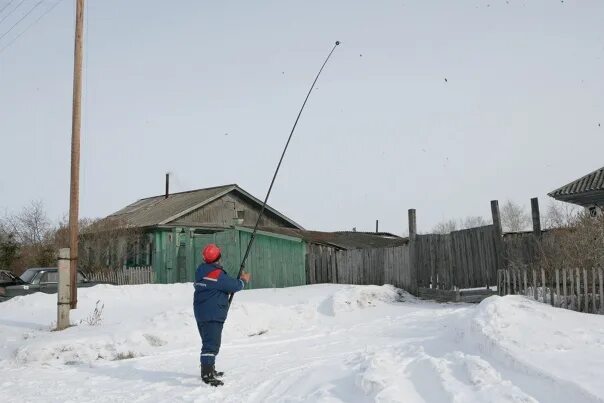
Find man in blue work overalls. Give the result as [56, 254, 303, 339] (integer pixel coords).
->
[193, 243, 251, 387]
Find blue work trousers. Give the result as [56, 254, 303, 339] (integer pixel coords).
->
[197, 320, 224, 366]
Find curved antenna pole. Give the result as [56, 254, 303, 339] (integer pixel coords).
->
[229, 41, 341, 305]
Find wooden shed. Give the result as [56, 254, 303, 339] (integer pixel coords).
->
[88, 184, 306, 288]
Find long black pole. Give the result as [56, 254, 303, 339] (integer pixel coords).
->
[229, 41, 340, 305]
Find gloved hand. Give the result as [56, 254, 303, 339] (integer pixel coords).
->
[240, 271, 251, 283]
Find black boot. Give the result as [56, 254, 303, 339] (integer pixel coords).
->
[201, 365, 224, 387]
[214, 369, 224, 378]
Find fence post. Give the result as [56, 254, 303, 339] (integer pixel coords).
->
[591, 268, 596, 314]
[408, 209, 417, 241]
[598, 267, 604, 314]
[562, 268, 567, 309]
[541, 269, 547, 304]
[576, 268, 581, 312]
[550, 274, 554, 307]
[555, 269, 560, 308]
[506, 269, 511, 295]
[57, 248, 71, 331]
[531, 197, 541, 237]
[532, 269, 538, 301]
[570, 268, 575, 309]
[408, 209, 418, 295]
[583, 269, 589, 313]
[490, 200, 504, 273]
[523, 268, 527, 297]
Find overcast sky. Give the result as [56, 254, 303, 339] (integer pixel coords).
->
[0, 0, 603, 234]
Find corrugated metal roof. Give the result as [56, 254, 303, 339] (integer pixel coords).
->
[106, 184, 302, 229]
[548, 166, 604, 199]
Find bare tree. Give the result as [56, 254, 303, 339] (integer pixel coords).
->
[79, 217, 145, 271]
[501, 200, 530, 232]
[0, 233, 19, 270]
[432, 216, 488, 234]
[538, 212, 604, 273]
[461, 216, 488, 229]
[543, 200, 580, 229]
[432, 219, 458, 234]
[0, 218, 7, 237]
[0, 221, 19, 270]
[3, 201, 53, 245]
[0, 202, 57, 272]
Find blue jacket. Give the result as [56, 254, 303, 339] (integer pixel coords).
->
[193, 262, 244, 323]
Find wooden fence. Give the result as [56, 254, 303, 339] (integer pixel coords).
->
[416, 225, 499, 290]
[306, 244, 414, 291]
[498, 267, 604, 314]
[503, 232, 543, 268]
[418, 287, 497, 303]
[306, 245, 339, 284]
[86, 266, 155, 285]
[308, 224, 500, 295]
[308, 201, 549, 296]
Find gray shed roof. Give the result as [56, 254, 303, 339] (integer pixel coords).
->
[106, 184, 303, 229]
[548, 166, 604, 206]
[257, 227, 408, 250]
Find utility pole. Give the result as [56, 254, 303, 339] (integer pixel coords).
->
[57, 248, 71, 330]
[68, 0, 85, 309]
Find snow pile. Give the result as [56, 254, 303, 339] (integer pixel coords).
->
[1, 284, 201, 365]
[1, 284, 604, 402]
[318, 284, 406, 316]
[466, 296, 604, 401]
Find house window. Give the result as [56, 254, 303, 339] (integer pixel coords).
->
[237, 210, 245, 219]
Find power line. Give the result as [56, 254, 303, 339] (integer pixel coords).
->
[0, 0, 25, 26]
[0, 0, 45, 43]
[0, 0, 17, 15]
[0, 0, 64, 54]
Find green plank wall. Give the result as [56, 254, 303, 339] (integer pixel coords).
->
[237, 229, 306, 289]
[152, 228, 306, 289]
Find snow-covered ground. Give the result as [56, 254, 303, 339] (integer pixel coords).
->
[1, 284, 603, 403]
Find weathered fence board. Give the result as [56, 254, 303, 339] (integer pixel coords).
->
[309, 223, 503, 297]
[414, 225, 498, 290]
[562, 268, 568, 308]
[86, 266, 155, 285]
[419, 287, 496, 303]
[575, 269, 581, 311]
[499, 267, 603, 315]
[555, 269, 560, 307]
[305, 220, 564, 302]
[600, 268, 604, 314]
[308, 244, 414, 291]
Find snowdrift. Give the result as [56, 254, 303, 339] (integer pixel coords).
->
[1, 283, 603, 402]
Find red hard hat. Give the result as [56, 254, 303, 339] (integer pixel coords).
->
[202, 243, 221, 263]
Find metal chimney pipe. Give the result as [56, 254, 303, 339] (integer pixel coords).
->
[376, 220, 379, 233]
[165, 173, 169, 199]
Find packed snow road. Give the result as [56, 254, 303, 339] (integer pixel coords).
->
[1, 284, 603, 403]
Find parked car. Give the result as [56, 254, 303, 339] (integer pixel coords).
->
[0, 270, 27, 301]
[1, 268, 112, 301]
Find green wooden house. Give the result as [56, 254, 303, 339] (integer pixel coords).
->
[94, 184, 306, 289]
